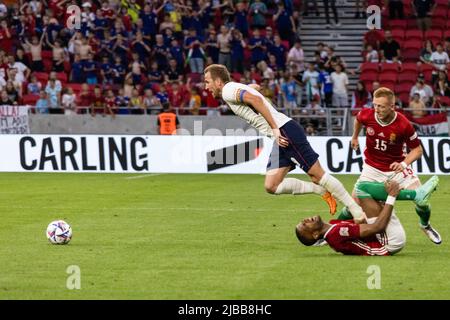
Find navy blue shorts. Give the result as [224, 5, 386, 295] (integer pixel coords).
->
[266, 120, 319, 173]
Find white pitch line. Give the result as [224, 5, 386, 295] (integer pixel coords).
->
[124, 173, 164, 180]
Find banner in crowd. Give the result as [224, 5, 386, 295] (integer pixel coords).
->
[408, 113, 449, 137]
[0, 135, 448, 174]
[0, 106, 30, 134]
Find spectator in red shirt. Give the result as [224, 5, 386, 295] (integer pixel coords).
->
[0, 20, 12, 55]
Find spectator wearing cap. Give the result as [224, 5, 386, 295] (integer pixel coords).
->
[81, 2, 95, 35]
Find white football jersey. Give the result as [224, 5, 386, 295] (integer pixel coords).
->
[221, 82, 291, 138]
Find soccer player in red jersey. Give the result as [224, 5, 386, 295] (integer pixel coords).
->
[349, 87, 441, 244]
[296, 176, 439, 256]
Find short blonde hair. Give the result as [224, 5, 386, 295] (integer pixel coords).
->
[373, 87, 395, 103]
[204, 64, 231, 83]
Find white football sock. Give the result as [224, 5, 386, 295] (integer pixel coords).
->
[319, 173, 364, 218]
[275, 178, 326, 195]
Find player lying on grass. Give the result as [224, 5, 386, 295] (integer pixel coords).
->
[204, 64, 365, 221]
[351, 87, 441, 244]
[295, 176, 439, 255]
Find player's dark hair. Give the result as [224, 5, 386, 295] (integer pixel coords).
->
[204, 64, 231, 83]
[295, 227, 316, 246]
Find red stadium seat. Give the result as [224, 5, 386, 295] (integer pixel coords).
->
[400, 63, 420, 73]
[33, 72, 49, 82]
[405, 30, 423, 41]
[187, 73, 201, 84]
[425, 30, 443, 44]
[440, 96, 450, 107]
[433, 7, 447, 18]
[395, 83, 413, 94]
[431, 17, 447, 31]
[379, 81, 396, 90]
[403, 39, 422, 49]
[43, 59, 53, 72]
[389, 20, 407, 30]
[379, 73, 398, 84]
[391, 30, 405, 42]
[22, 94, 40, 106]
[402, 48, 421, 63]
[398, 72, 418, 85]
[41, 50, 53, 60]
[398, 92, 411, 104]
[56, 72, 68, 83]
[380, 62, 400, 73]
[444, 29, 450, 39]
[420, 63, 434, 74]
[66, 83, 83, 94]
[232, 72, 242, 82]
[360, 62, 379, 73]
[360, 71, 378, 84]
[281, 40, 290, 51]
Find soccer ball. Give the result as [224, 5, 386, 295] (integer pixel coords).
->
[46, 220, 72, 245]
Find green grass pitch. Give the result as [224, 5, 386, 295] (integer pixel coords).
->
[0, 173, 449, 300]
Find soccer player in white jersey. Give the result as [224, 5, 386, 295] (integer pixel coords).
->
[204, 64, 366, 222]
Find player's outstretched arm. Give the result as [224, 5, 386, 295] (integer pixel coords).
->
[359, 181, 400, 238]
[351, 117, 363, 150]
[241, 91, 289, 147]
[389, 145, 423, 173]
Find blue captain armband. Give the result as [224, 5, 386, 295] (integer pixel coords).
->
[237, 89, 247, 103]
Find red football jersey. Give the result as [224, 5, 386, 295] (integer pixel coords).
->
[325, 220, 389, 256]
[357, 109, 420, 171]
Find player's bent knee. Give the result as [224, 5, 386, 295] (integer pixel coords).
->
[265, 182, 278, 194]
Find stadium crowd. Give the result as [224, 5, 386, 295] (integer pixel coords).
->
[0, 0, 448, 128]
